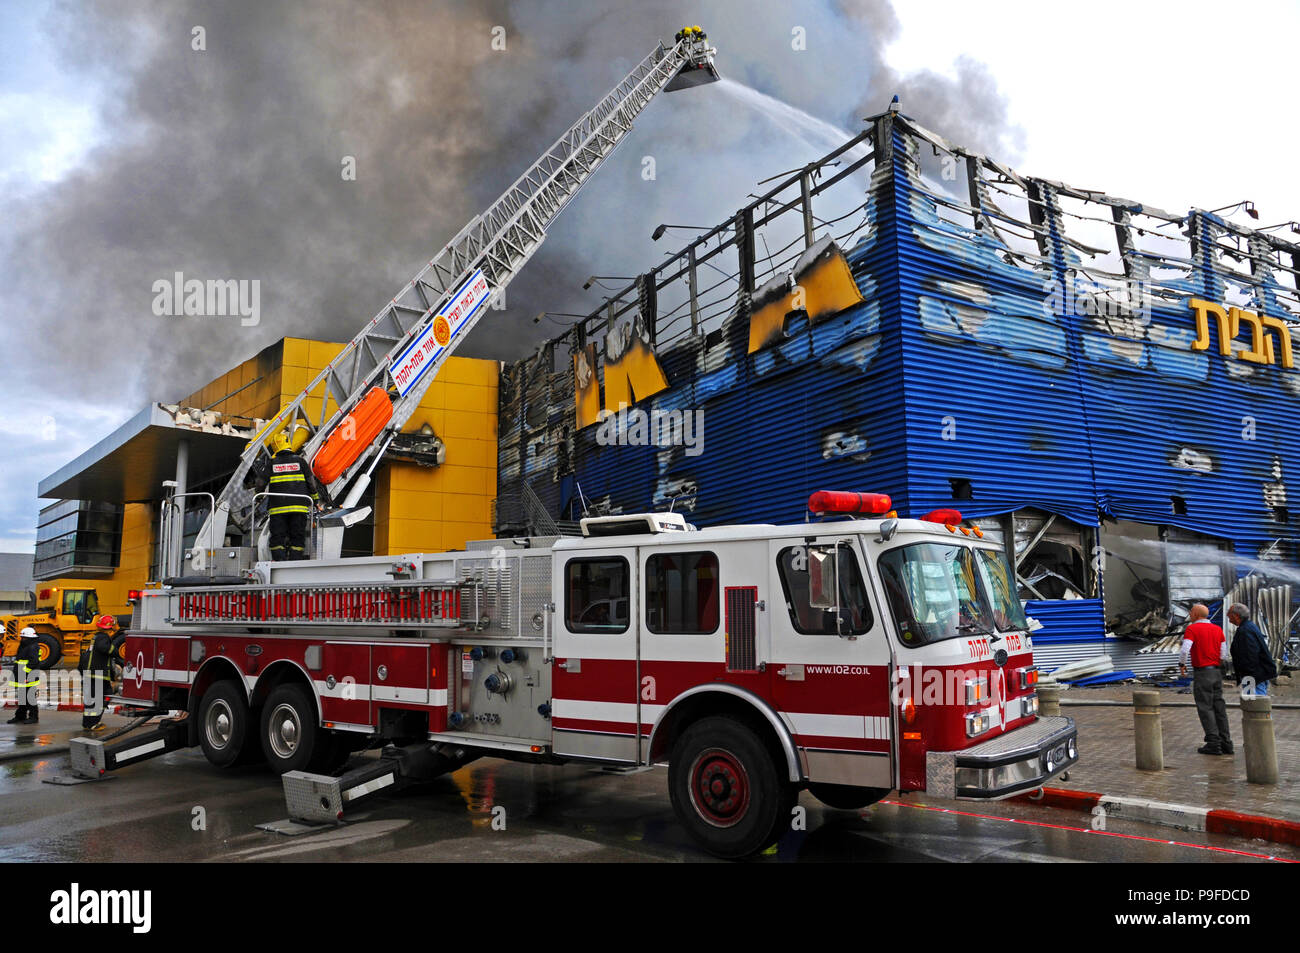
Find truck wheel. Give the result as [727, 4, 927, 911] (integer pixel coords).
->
[668, 715, 794, 859]
[808, 783, 888, 811]
[198, 680, 252, 768]
[35, 633, 62, 670]
[260, 684, 330, 774]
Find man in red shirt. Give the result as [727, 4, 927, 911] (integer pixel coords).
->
[1179, 603, 1233, 755]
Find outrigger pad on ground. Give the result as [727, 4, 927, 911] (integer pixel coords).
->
[255, 817, 338, 836]
[44, 774, 117, 786]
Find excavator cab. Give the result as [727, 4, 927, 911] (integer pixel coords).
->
[666, 26, 720, 92]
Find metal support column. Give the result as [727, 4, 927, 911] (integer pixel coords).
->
[170, 438, 189, 578]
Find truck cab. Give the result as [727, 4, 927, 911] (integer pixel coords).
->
[549, 499, 1076, 854]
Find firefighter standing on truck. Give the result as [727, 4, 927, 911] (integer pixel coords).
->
[81, 615, 122, 731]
[265, 429, 320, 561]
[7, 627, 41, 724]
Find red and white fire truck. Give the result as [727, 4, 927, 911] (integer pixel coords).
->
[88, 492, 1076, 858]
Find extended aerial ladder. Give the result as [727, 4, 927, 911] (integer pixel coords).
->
[186, 28, 720, 572]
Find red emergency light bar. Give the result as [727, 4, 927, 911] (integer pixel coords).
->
[808, 491, 893, 515]
[921, 508, 963, 524]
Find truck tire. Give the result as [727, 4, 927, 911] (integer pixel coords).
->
[198, 680, 252, 768]
[260, 684, 333, 774]
[668, 715, 795, 859]
[35, 633, 62, 670]
[808, 783, 888, 811]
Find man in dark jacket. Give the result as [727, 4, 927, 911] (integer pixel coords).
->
[82, 615, 120, 730]
[1228, 603, 1277, 696]
[7, 627, 41, 724]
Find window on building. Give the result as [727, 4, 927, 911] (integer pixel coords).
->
[775, 544, 873, 635]
[645, 551, 719, 634]
[34, 500, 123, 580]
[565, 557, 630, 633]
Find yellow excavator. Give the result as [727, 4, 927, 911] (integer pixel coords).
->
[0, 584, 126, 669]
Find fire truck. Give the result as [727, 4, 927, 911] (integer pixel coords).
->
[69, 28, 1076, 857]
[89, 493, 1075, 857]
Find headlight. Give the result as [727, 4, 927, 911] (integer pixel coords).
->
[1022, 694, 1039, 718]
[965, 711, 992, 737]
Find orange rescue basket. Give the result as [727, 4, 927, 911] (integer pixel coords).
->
[312, 386, 394, 484]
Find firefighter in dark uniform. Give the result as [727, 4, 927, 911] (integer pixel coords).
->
[82, 615, 121, 731]
[265, 430, 320, 560]
[7, 627, 41, 724]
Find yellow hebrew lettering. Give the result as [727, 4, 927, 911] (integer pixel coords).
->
[602, 334, 668, 414]
[748, 291, 796, 353]
[747, 241, 865, 354]
[1231, 308, 1272, 365]
[1188, 298, 1215, 351]
[1188, 298, 1233, 355]
[1261, 314, 1294, 369]
[573, 343, 601, 429]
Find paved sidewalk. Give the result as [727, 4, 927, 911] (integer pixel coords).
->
[0, 709, 134, 763]
[1052, 676, 1298, 825]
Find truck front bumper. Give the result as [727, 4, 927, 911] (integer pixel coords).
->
[925, 715, 1078, 800]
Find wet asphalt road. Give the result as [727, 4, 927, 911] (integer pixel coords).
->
[0, 716, 1295, 863]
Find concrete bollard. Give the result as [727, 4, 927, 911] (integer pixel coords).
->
[1038, 684, 1061, 717]
[1133, 689, 1163, 771]
[1241, 695, 1279, 785]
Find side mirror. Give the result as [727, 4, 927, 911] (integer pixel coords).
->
[808, 547, 837, 609]
[877, 517, 898, 543]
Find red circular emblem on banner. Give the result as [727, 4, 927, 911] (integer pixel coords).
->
[433, 315, 451, 347]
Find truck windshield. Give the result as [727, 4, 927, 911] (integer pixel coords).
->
[974, 547, 1029, 633]
[879, 542, 1021, 647]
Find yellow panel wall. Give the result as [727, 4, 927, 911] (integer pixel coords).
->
[171, 338, 499, 560]
[373, 356, 498, 555]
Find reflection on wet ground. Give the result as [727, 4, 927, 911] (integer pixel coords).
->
[1, 747, 1294, 863]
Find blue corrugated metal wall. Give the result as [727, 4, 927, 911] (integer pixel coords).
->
[498, 113, 1299, 652]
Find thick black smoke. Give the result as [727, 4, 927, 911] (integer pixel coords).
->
[0, 0, 1021, 543]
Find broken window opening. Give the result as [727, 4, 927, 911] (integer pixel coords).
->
[1101, 520, 1235, 641]
[970, 509, 1095, 602]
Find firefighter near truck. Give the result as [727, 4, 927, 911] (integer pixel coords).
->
[89, 493, 1076, 858]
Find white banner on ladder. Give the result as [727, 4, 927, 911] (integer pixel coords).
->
[391, 268, 492, 397]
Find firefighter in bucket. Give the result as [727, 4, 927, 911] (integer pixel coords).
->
[262, 429, 321, 560]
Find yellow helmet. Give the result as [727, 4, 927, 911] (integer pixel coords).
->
[272, 430, 293, 454]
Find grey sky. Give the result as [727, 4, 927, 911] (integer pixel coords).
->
[0, 0, 1294, 552]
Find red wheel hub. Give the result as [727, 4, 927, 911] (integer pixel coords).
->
[689, 748, 751, 827]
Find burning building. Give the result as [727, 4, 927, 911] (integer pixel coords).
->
[496, 107, 1300, 674]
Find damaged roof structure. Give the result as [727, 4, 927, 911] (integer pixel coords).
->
[496, 108, 1300, 674]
